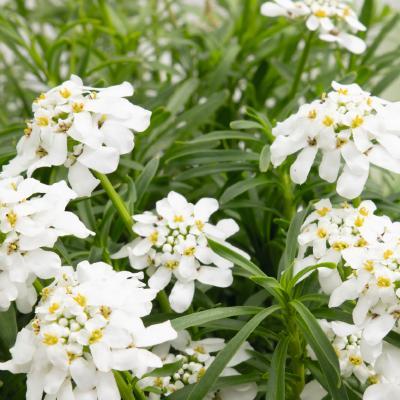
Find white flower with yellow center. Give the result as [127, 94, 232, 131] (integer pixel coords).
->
[2, 75, 151, 196]
[0, 176, 92, 313]
[270, 81, 400, 199]
[0, 261, 177, 400]
[113, 191, 243, 313]
[138, 330, 257, 400]
[261, 0, 366, 54]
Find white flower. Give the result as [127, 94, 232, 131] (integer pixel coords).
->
[270, 81, 400, 199]
[2, 75, 151, 196]
[138, 330, 257, 400]
[113, 191, 244, 313]
[0, 261, 177, 400]
[0, 176, 92, 313]
[261, 0, 366, 54]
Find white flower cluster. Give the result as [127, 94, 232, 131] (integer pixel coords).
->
[261, 0, 366, 54]
[271, 81, 400, 199]
[0, 261, 177, 400]
[138, 330, 257, 400]
[2, 75, 151, 196]
[113, 191, 243, 313]
[0, 176, 92, 313]
[297, 199, 400, 398]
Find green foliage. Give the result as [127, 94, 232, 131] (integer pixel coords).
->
[0, 0, 400, 399]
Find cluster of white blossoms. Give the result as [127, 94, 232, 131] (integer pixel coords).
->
[0, 261, 177, 399]
[297, 199, 400, 398]
[0, 176, 92, 313]
[261, 0, 366, 54]
[138, 330, 257, 400]
[271, 81, 400, 199]
[113, 191, 243, 313]
[2, 75, 151, 196]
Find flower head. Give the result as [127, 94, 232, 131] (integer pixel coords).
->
[0, 261, 177, 399]
[0, 176, 92, 312]
[270, 81, 400, 199]
[2, 75, 152, 196]
[138, 330, 257, 400]
[113, 191, 244, 313]
[261, 0, 366, 54]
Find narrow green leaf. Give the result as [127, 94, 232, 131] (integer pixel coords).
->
[266, 336, 290, 400]
[135, 157, 159, 206]
[171, 306, 263, 331]
[230, 120, 263, 130]
[187, 306, 281, 400]
[113, 371, 136, 400]
[220, 176, 271, 204]
[259, 145, 271, 172]
[287, 262, 336, 292]
[291, 301, 348, 400]
[0, 305, 17, 359]
[166, 78, 199, 114]
[208, 239, 267, 277]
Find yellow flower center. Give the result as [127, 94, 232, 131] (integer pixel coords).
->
[32, 319, 40, 335]
[383, 249, 393, 260]
[73, 293, 87, 307]
[174, 215, 184, 223]
[354, 216, 364, 227]
[48, 303, 60, 314]
[314, 9, 327, 18]
[356, 238, 368, 247]
[100, 305, 112, 319]
[323, 116, 334, 127]
[317, 207, 330, 217]
[363, 260, 374, 272]
[149, 231, 159, 244]
[195, 220, 205, 231]
[6, 211, 17, 227]
[351, 115, 364, 128]
[72, 102, 84, 113]
[336, 137, 348, 148]
[377, 276, 391, 288]
[36, 116, 49, 127]
[166, 260, 179, 270]
[59, 88, 71, 98]
[317, 228, 327, 238]
[359, 207, 369, 216]
[368, 375, 379, 385]
[183, 247, 196, 256]
[194, 345, 206, 354]
[308, 109, 317, 119]
[332, 241, 349, 251]
[89, 329, 103, 344]
[337, 88, 348, 95]
[42, 333, 59, 346]
[349, 355, 363, 366]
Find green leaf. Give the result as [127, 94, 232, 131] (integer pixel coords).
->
[220, 176, 271, 204]
[185, 130, 262, 144]
[187, 306, 281, 400]
[291, 301, 348, 400]
[266, 336, 290, 400]
[287, 262, 336, 292]
[113, 371, 135, 400]
[135, 157, 159, 206]
[277, 205, 311, 277]
[166, 78, 199, 114]
[143, 360, 184, 378]
[171, 306, 263, 331]
[250, 276, 287, 305]
[207, 239, 266, 277]
[259, 145, 271, 172]
[0, 305, 17, 359]
[230, 120, 264, 130]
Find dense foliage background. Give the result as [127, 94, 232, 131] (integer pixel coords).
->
[0, 0, 400, 398]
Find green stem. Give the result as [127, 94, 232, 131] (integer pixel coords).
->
[132, 380, 147, 400]
[114, 371, 136, 400]
[287, 310, 305, 400]
[33, 279, 44, 294]
[289, 30, 314, 100]
[282, 171, 295, 221]
[93, 172, 133, 235]
[157, 290, 172, 314]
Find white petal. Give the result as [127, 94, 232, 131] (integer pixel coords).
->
[68, 162, 99, 197]
[70, 358, 97, 391]
[290, 146, 318, 184]
[169, 281, 195, 313]
[97, 371, 120, 400]
[134, 321, 177, 347]
[194, 198, 219, 221]
[148, 267, 172, 291]
[197, 266, 233, 287]
[77, 146, 119, 174]
[319, 149, 340, 183]
[336, 165, 368, 199]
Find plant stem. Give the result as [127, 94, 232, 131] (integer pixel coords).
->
[157, 290, 172, 313]
[114, 371, 136, 400]
[282, 171, 296, 221]
[33, 279, 44, 294]
[287, 310, 305, 399]
[289, 30, 314, 100]
[93, 171, 133, 235]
